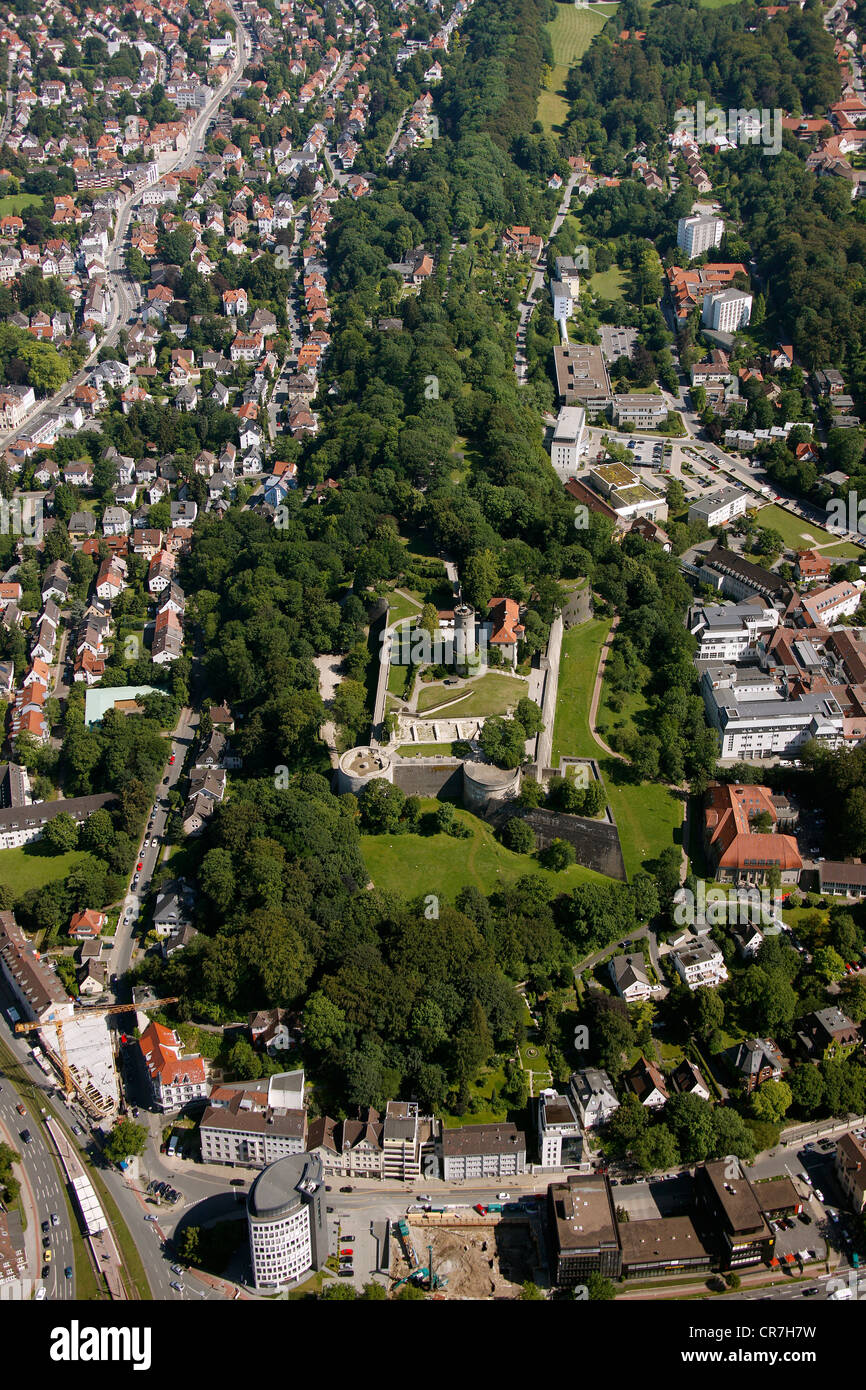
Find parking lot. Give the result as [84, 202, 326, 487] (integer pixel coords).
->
[600, 324, 638, 365]
[624, 438, 666, 468]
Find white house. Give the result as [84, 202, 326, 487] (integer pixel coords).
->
[670, 940, 729, 990]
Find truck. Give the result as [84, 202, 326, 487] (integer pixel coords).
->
[6, 1005, 20, 1026]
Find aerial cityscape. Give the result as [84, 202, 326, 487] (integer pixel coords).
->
[0, 0, 864, 1338]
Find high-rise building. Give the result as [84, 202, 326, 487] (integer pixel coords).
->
[677, 213, 724, 259]
[247, 1152, 327, 1291]
[701, 288, 752, 334]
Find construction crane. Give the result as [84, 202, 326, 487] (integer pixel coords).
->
[14, 998, 179, 1113]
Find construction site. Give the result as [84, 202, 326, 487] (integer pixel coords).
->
[390, 1213, 546, 1299]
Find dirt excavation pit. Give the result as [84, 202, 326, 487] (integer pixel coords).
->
[393, 1223, 539, 1299]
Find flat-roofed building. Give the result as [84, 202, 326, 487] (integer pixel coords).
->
[440, 1122, 527, 1181]
[694, 1159, 775, 1268]
[620, 1215, 713, 1279]
[550, 405, 587, 471]
[677, 213, 724, 260]
[547, 1173, 621, 1285]
[553, 342, 610, 409]
[688, 485, 748, 528]
[538, 1090, 584, 1169]
[611, 394, 669, 430]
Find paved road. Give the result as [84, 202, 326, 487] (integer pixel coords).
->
[0, 1040, 77, 1300]
[111, 704, 198, 990]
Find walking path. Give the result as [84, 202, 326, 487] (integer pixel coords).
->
[587, 614, 627, 761]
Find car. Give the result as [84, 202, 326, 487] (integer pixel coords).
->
[44, 1249, 52, 1263]
[169, 754, 176, 765]
[163, 776, 169, 784]
[137, 862, 143, 872]
[51, 1213, 59, 1227]
[20, 1129, 31, 1144]
[71, 1124, 82, 1136]
[171, 1265, 183, 1275]
[230, 1179, 245, 1186]
[338, 1268, 354, 1277]
[65, 1267, 72, 1280]
[144, 1215, 158, 1223]
[16, 1102, 25, 1115]
[496, 1192, 511, 1201]
[609, 1178, 619, 1186]
[814, 1189, 825, 1203]
[35, 1286, 46, 1300]
[42, 1234, 52, 1247]
[326, 1205, 334, 1213]
[133, 874, 139, 886]
[170, 1281, 183, 1292]
[340, 1248, 353, 1257]
[42, 1220, 50, 1233]
[340, 1186, 353, 1193]
[802, 1286, 819, 1296]
[41, 1266, 50, 1279]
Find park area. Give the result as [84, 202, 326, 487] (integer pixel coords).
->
[360, 798, 608, 898]
[551, 618, 684, 878]
[754, 503, 862, 558]
[0, 845, 87, 897]
[537, 3, 615, 132]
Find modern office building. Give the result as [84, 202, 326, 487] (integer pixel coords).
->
[247, 1152, 327, 1290]
[694, 1159, 775, 1269]
[547, 1174, 622, 1285]
[538, 1090, 584, 1169]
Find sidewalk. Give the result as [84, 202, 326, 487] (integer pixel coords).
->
[0, 1114, 38, 1279]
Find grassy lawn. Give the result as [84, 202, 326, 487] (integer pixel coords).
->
[820, 540, 865, 559]
[440, 1062, 511, 1128]
[0, 846, 87, 897]
[361, 800, 608, 899]
[0, 193, 42, 216]
[537, 3, 613, 132]
[384, 591, 423, 625]
[415, 671, 527, 716]
[551, 617, 610, 763]
[602, 768, 684, 879]
[754, 504, 862, 556]
[589, 266, 626, 300]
